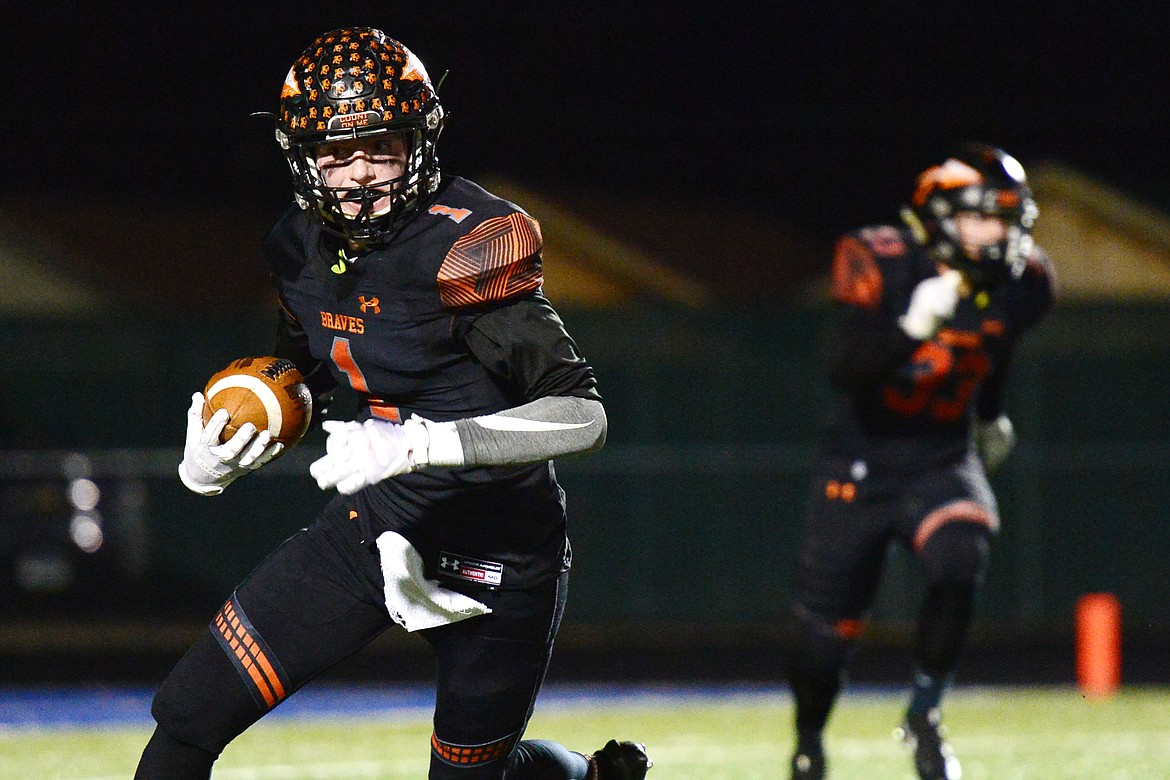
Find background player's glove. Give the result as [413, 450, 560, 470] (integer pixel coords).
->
[899, 269, 963, 340]
[976, 414, 1016, 472]
[179, 392, 284, 496]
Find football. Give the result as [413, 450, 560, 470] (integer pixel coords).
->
[202, 356, 312, 447]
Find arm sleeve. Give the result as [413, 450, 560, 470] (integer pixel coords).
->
[1013, 247, 1057, 331]
[443, 294, 605, 465]
[453, 396, 606, 465]
[975, 347, 1011, 422]
[273, 294, 338, 418]
[825, 231, 921, 390]
[459, 293, 601, 402]
[263, 208, 339, 419]
[974, 247, 1055, 421]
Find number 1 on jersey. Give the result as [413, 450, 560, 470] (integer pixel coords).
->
[330, 336, 370, 393]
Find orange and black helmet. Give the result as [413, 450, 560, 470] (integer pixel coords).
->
[901, 143, 1038, 282]
[275, 28, 445, 245]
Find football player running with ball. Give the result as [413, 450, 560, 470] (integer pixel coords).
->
[786, 145, 1054, 780]
[136, 28, 651, 780]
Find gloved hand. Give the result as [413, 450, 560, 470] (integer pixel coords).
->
[309, 416, 464, 494]
[975, 414, 1016, 472]
[179, 392, 284, 496]
[899, 269, 964, 340]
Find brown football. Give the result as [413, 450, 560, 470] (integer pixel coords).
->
[202, 356, 312, 447]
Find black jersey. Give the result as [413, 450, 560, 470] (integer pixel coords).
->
[823, 224, 1054, 470]
[262, 176, 601, 590]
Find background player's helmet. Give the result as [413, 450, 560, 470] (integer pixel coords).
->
[902, 143, 1038, 282]
[275, 28, 445, 244]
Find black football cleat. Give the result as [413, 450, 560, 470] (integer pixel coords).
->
[790, 745, 826, 780]
[590, 739, 653, 780]
[895, 708, 961, 780]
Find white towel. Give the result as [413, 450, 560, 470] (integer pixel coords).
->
[375, 531, 491, 632]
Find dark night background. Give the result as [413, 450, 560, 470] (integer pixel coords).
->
[3, 1, 1170, 696]
[5, 3, 1170, 262]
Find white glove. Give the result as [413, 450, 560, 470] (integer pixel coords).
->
[179, 392, 284, 496]
[975, 414, 1016, 472]
[899, 269, 963, 339]
[313, 413, 467, 493]
[310, 416, 465, 494]
[309, 419, 413, 494]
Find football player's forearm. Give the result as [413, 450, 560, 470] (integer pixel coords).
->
[975, 363, 1008, 422]
[453, 396, 606, 466]
[311, 397, 605, 491]
[828, 309, 919, 389]
[273, 310, 338, 407]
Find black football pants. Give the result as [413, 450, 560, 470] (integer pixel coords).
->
[792, 451, 996, 622]
[138, 509, 570, 779]
[787, 452, 995, 734]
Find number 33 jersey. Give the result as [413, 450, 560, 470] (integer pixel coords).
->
[825, 224, 1055, 469]
[261, 176, 601, 590]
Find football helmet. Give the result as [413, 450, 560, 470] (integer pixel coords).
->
[275, 28, 445, 245]
[902, 144, 1038, 282]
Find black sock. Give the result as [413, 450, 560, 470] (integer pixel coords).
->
[134, 727, 217, 780]
[915, 584, 974, 670]
[788, 610, 855, 738]
[909, 582, 973, 718]
[796, 728, 824, 754]
[907, 666, 953, 717]
[791, 663, 844, 737]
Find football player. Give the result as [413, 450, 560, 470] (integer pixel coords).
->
[135, 28, 651, 780]
[786, 144, 1055, 780]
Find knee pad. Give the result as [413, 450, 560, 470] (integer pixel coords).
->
[918, 522, 990, 587]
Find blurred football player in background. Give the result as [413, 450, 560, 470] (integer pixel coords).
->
[135, 27, 651, 780]
[786, 144, 1055, 780]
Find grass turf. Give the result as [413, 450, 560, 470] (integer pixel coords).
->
[2, 685, 1167, 779]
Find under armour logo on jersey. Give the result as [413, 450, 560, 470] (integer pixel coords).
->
[429, 204, 472, 223]
[359, 295, 380, 314]
[440, 556, 460, 570]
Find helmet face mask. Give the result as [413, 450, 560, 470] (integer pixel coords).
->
[276, 28, 445, 246]
[294, 127, 428, 239]
[902, 144, 1038, 283]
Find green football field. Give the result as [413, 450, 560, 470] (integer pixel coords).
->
[5, 686, 1168, 779]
